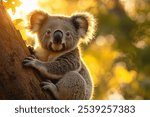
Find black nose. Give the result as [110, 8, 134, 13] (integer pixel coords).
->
[53, 30, 63, 44]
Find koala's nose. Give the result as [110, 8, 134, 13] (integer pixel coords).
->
[53, 30, 63, 44]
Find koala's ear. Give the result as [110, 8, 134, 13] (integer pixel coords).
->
[28, 10, 48, 33]
[71, 12, 96, 43]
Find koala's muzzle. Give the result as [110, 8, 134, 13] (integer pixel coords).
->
[53, 30, 63, 44]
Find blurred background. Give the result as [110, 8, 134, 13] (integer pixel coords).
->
[4, 0, 150, 99]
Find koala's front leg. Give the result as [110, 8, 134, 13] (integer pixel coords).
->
[23, 56, 62, 79]
[23, 55, 39, 68]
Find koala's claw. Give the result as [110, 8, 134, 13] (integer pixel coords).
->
[42, 85, 51, 90]
[25, 55, 36, 60]
[41, 81, 59, 99]
[23, 55, 37, 67]
[41, 81, 54, 90]
[23, 60, 33, 67]
[41, 80, 52, 86]
[41, 82, 52, 90]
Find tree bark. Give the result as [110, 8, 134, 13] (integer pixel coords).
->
[0, 2, 53, 99]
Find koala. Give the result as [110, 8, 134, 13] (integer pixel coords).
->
[23, 10, 96, 100]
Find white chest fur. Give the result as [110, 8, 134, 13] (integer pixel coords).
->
[34, 46, 62, 62]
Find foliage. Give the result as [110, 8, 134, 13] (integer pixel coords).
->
[5, 0, 150, 100]
[3, 0, 21, 13]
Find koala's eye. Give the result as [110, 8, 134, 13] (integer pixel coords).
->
[66, 32, 70, 37]
[45, 29, 51, 36]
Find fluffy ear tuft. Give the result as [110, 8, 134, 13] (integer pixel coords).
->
[28, 10, 48, 33]
[71, 12, 96, 43]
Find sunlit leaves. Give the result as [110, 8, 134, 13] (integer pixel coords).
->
[3, 0, 21, 14]
[12, 18, 22, 25]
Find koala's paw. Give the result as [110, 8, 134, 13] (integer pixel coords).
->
[41, 80, 59, 99]
[41, 80, 53, 90]
[28, 46, 35, 54]
[23, 55, 38, 67]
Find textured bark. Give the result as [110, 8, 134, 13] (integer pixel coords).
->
[0, 2, 53, 99]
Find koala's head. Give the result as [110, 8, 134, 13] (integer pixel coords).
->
[29, 10, 96, 52]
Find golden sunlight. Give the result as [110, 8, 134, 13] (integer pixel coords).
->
[6, 0, 41, 45]
[7, 0, 40, 20]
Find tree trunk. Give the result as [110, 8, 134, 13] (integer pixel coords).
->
[0, 2, 53, 99]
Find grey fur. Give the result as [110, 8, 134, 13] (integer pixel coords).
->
[23, 10, 96, 100]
